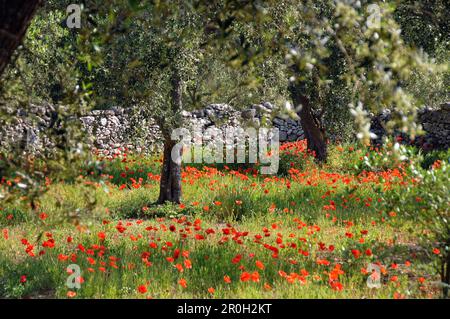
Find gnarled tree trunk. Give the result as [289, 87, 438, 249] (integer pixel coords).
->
[157, 138, 182, 204]
[0, 0, 42, 76]
[157, 66, 183, 204]
[289, 83, 327, 162]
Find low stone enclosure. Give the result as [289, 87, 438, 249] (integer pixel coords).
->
[1, 102, 449, 156]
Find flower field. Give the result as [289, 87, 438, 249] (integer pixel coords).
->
[0, 141, 447, 299]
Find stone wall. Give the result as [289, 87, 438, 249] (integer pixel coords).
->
[370, 102, 450, 150]
[2, 102, 449, 156]
[80, 102, 305, 155]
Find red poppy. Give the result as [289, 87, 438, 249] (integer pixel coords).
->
[138, 285, 147, 294]
[178, 278, 187, 288]
[240, 272, 251, 282]
[184, 259, 192, 269]
[255, 260, 265, 270]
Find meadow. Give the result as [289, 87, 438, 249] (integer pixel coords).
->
[0, 141, 447, 299]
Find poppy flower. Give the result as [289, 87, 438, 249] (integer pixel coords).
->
[20, 275, 27, 283]
[232, 254, 242, 264]
[351, 249, 361, 259]
[67, 291, 77, 298]
[184, 259, 192, 269]
[255, 260, 265, 270]
[329, 281, 343, 291]
[240, 272, 251, 282]
[251, 272, 260, 282]
[432, 248, 440, 255]
[178, 278, 187, 288]
[264, 283, 272, 291]
[137, 285, 148, 294]
[207, 287, 215, 294]
[175, 264, 184, 272]
[224, 275, 231, 284]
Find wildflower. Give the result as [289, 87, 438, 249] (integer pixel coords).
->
[224, 275, 231, 284]
[178, 278, 187, 288]
[240, 272, 251, 282]
[184, 259, 192, 269]
[256, 260, 265, 270]
[20, 275, 27, 283]
[137, 285, 148, 294]
[98, 232, 106, 241]
[232, 254, 242, 264]
[351, 249, 361, 259]
[67, 291, 77, 298]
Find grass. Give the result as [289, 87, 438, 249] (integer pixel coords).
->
[0, 142, 443, 299]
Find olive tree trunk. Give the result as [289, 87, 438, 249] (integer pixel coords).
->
[157, 67, 183, 204]
[0, 0, 42, 76]
[289, 83, 327, 162]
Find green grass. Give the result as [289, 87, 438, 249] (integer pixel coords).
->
[0, 143, 441, 299]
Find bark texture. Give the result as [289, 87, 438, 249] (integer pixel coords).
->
[0, 0, 42, 76]
[289, 83, 328, 162]
[157, 67, 183, 204]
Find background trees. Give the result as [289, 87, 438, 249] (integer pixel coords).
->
[0, 0, 448, 204]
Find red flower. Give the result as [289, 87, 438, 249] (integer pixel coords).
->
[184, 259, 192, 269]
[433, 248, 440, 255]
[20, 275, 27, 283]
[240, 272, 251, 282]
[232, 254, 242, 264]
[207, 287, 215, 294]
[175, 264, 184, 272]
[316, 259, 330, 266]
[251, 271, 260, 282]
[67, 291, 77, 298]
[224, 275, 231, 284]
[351, 249, 361, 259]
[178, 278, 187, 288]
[255, 260, 265, 270]
[137, 285, 148, 294]
[330, 281, 343, 291]
[98, 232, 106, 241]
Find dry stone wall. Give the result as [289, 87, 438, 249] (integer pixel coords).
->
[1, 102, 449, 156]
